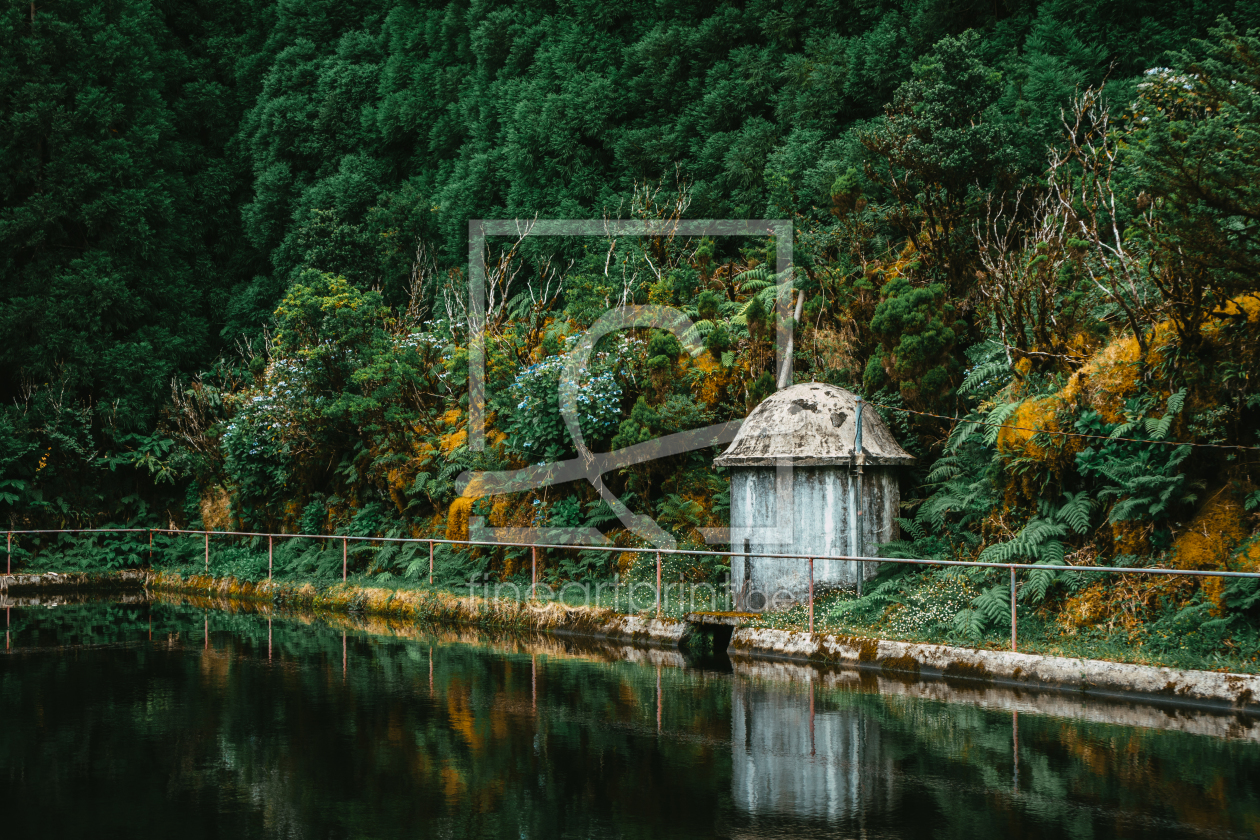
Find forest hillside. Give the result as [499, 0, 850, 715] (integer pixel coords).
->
[4, 0, 1260, 659]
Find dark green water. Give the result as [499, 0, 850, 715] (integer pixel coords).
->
[2, 599, 1258, 839]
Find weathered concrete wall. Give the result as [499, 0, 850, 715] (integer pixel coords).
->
[729, 626, 1260, 713]
[149, 588, 691, 669]
[557, 613, 691, 647]
[733, 658, 1260, 742]
[145, 572, 693, 649]
[730, 466, 897, 606]
[0, 569, 145, 594]
[1, 590, 147, 608]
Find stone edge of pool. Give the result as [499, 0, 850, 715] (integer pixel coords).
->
[1, 569, 147, 596]
[6, 569, 1257, 715]
[729, 627, 1260, 715]
[141, 571, 692, 648]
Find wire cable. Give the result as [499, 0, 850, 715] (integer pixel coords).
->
[866, 400, 1260, 452]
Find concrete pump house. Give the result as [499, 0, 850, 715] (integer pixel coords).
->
[714, 383, 915, 611]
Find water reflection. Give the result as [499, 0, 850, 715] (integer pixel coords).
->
[733, 676, 895, 821]
[0, 598, 1258, 839]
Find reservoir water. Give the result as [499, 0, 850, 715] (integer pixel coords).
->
[1, 597, 1258, 838]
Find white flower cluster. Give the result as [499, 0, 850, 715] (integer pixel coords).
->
[510, 349, 623, 436]
[882, 575, 976, 638]
[394, 329, 456, 387]
[395, 329, 453, 359]
[223, 358, 313, 457]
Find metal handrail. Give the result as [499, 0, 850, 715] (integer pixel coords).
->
[6, 525, 1260, 652]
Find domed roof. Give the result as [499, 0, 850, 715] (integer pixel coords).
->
[713, 383, 915, 467]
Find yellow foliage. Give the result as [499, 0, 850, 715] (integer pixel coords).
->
[996, 396, 1070, 504]
[200, 485, 233, 531]
[616, 551, 638, 574]
[1109, 520, 1151, 556]
[1210, 294, 1260, 324]
[809, 326, 861, 376]
[686, 349, 734, 407]
[1053, 316, 1182, 423]
[411, 438, 436, 467]
[490, 496, 520, 528]
[385, 467, 409, 514]
[1060, 335, 1141, 422]
[439, 427, 468, 453]
[1231, 539, 1260, 599]
[446, 496, 475, 541]
[1072, 491, 1253, 628]
[1058, 581, 1111, 631]
[1173, 491, 1247, 570]
[996, 396, 1063, 460]
[1173, 491, 1249, 614]
[875, 238, 920, 282]
[1057, 575, 1175, 635]
[1199, 539, 1260, 617]
[690, 349, 719, 375]
[442, 408, 462, 426]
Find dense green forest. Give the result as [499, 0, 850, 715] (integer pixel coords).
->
[4, 0, 1260, 655]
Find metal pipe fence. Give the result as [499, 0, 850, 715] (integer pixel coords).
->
[6, 525, 1260, 653]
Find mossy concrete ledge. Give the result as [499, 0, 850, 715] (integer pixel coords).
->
[1, 569, 146, 594]
[729, 627, 1260, 713]
[144, 572, 690, 648]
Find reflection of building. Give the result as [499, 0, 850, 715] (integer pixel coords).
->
[732, 675, 896, 821]
[714, 384, 914, 609]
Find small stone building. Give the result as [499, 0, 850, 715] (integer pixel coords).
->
[714, 383, 914, 611]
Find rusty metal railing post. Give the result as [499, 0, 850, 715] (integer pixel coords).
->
[6, 531, 10, 575]
[268, 535, 273, 580]
[428, 539, 434, 585]
[148, 529, 152, 566]
[531, 545, 537, 598]
[656, 550, 662, 617]
[204, 531, 209, 574]
[656, 663, 662, 734]
[1010, 566, 1017, 652]
[342, 537, 347, 583]
[808, 557, 814, 634]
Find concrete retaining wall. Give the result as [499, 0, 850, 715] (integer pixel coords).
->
[145, 571, 692, 650]
[729, 627, 1260, 714]
[734, 658, 1260, 742]
[0, 569, 145, 594]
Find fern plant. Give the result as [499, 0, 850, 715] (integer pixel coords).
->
[952, 583, 1012, 641]
[881, 412, 997, 562]
[827, 569, 906, 623]
[949, 492, 1095, 641]
[958, 340, 1012, 399]
[978, 491, 1093, 566]
[1075, 389, 1201, 524]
